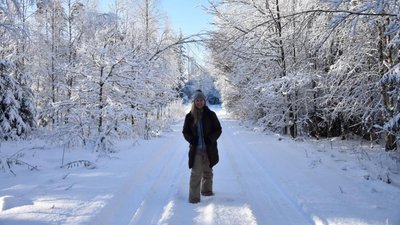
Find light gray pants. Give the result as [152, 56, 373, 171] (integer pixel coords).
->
[189, 151, 213, 202]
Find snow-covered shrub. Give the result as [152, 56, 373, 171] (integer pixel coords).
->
[0, 146, 41, 175]
[0, 60, 36, 141]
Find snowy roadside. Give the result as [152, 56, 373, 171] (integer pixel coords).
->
[0, 109, 399, 225]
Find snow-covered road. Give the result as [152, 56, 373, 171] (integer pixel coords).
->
[91, 113, 400, 225]
[1, 109, 399, 225]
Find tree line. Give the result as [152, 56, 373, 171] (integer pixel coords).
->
[1, 0, 192, 152]
[207, 0, 399, 151]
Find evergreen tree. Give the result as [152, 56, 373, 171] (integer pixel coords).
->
[0, 61, 36, 140]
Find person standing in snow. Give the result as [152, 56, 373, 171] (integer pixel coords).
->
[182, 90, 222, 204]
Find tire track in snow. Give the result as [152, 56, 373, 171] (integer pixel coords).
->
[219, 119, 314, 225]
[128, 127, 187, 225]
[92, 124, 186, 225]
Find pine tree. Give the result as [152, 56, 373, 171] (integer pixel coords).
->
[0, 61, 36, 140]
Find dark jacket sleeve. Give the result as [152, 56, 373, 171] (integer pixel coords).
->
[182, 113, 195, 145]
[208, 111, 222, 144]
[183, 113, 197, 169]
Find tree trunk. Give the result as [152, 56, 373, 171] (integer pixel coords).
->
[51, 2, 56, 126]
[98, 67, 104, 133]
[274, 0, 297, 138]
[378, 18, 397, 151]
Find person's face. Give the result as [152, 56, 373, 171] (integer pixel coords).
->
[194, 98, 205, 109]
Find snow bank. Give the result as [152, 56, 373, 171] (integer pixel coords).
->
[0, 195, 33, 211]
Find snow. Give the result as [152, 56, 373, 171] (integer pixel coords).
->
[0, 196, 33, 211]
[0, 107, 400, 225]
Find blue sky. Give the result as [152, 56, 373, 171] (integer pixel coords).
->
[159, 0, 213, 64]
[159, 0, 212, 36]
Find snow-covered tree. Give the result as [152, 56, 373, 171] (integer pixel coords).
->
[0, 61, 36, 141]
[31, 0, 70, 127]
[207, 0, 400, 150]
[0, 0, 36, 140]
[317, 0, 400, 150]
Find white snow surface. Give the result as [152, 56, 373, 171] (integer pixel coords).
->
[1, 107, 400, 225]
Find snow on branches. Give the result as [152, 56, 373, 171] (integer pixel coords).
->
[0, 60, 36, 140]
[377, 64, 400, 146]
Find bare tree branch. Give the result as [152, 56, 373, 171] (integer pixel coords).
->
[148, 33, 209, 61]
[245, 9, 397, 35]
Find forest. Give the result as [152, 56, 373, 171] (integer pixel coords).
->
[208, 0, 400, 151]
[1, 0, 399, 152]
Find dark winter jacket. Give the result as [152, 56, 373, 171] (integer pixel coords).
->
[182, 106, 222, 169]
